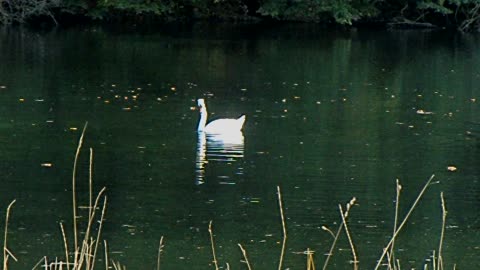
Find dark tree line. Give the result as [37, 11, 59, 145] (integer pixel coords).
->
[1, 0, 480, 31]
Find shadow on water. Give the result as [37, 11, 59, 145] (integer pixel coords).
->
[195, 131, 245, 185]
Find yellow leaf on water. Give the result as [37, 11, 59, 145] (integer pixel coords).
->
[447, 166, 457, 172]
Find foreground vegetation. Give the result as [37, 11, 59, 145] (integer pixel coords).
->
[1, 124, 453, 269]
[1, 0, 480, 31]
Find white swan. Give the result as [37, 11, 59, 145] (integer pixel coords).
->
[197, 98, 246, 133]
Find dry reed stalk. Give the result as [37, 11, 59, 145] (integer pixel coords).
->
[59, 223, 70, 270]
[4, 249, 16, 263]
[84, 188, 106, 239]
[84, 239, 93, 270]
[103, 241, 108, 270]
[72, 122, 88, 267]
[74, 187, 105, 270]
[321, 222, 343, 270]
[322, 198, 356, 270]
[76, 239, 89, 269]
[339, 198, 358, 270]
[111, 260, 119, 270]
[237, 244, 252, 270]
[385, 251, 393, 270]
[32, 256, 46, 269]
[208, 221, 219, 270]
[88, 148, 93, 228]
[111, 260, 125, 270]
[306, 248, 315, 270]
[90, 196, 108, 270]
[373, 174, 436, 270]
[3, 200, 16, 270]
[276, 186, 287, 270]
[388, 180, 402, 270]
[157, 236, 164, 270]
[437, 192, 447, 270]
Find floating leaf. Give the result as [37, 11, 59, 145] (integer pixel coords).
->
[447, 166, 457, 172]
[416, 109, 433, 115]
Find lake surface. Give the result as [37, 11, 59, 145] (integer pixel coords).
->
[0, 24, 479, 269]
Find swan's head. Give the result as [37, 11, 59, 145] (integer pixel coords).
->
[197, 99, 205, 108]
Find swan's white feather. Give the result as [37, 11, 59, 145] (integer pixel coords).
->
[197, 98, 245, 133]
[204, 116, 246, 133]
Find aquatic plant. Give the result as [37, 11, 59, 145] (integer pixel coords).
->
[0, 124, 453, 269]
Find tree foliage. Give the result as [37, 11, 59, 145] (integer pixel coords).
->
[1, 0, 480, 31]
[0, 0, 60, 24]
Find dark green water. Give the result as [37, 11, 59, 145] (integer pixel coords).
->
[0, 24, 479, 269]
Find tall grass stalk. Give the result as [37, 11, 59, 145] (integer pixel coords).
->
[39, 122, 110, 270]
[157, 236, 164, 270]
[339, 198, 358, 270]
[103, 241, 109, 270]
[388, 180, 402, 270]
[321, 220, 343, 270]
[437, 192, 447, 270]
[3, 200, 17, 270]
[72, 122, 88, 267]
[208, 221, 219, 270]
[90, 196, 107, 270]
[60, 223, 70, 270]
[88, 148, 93, 228]
[373, 174, 436, 270]
[237, 244, 252, 270]
[322, 198, 357, 270]
[306, 248, 315, 270]
[276, 186, 287, 270]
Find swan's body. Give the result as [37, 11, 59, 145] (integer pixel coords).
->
[197, 99, 246, 133]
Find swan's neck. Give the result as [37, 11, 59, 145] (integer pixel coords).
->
[197, 107, 208, 131]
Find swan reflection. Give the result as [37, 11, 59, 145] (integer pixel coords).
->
[195, 131, 245, 185]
